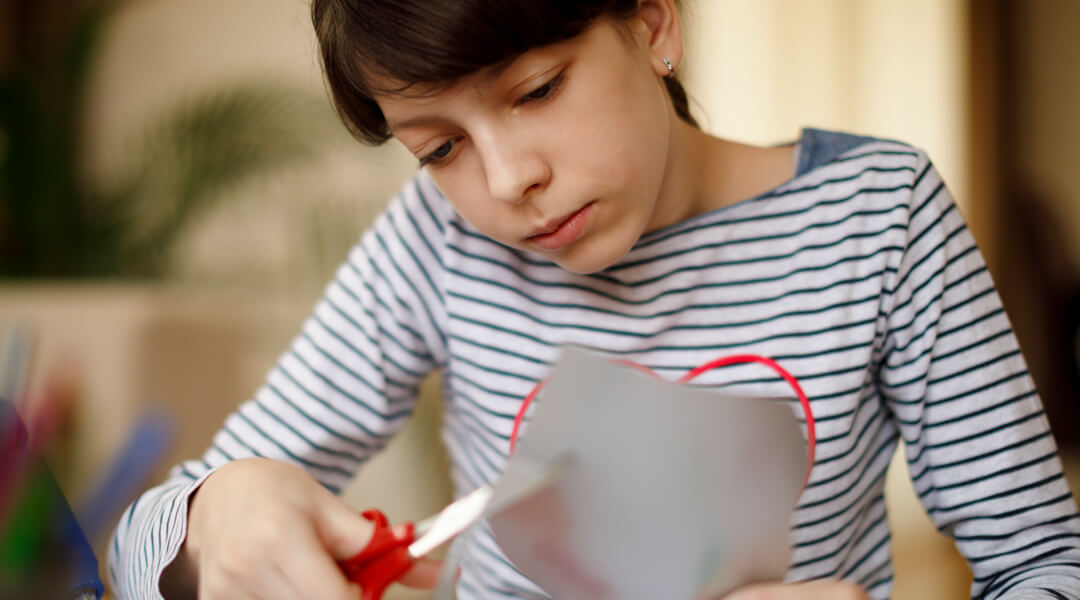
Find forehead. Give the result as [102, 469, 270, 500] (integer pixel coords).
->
[366, 54, 516, 101]
[371, 57, 543, 131]
[371, 73, 490, 132]
[368, 68, 501, 114]
[373, 20, 631, 123]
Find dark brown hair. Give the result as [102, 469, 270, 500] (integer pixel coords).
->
[311, 0, 697, 145]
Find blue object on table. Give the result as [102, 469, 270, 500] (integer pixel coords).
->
[77, 408, 174, 543]
[0, 398, 104, 599]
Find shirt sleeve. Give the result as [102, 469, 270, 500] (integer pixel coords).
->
[106, 173, 451, 599]
[879, 152, 1080, 599]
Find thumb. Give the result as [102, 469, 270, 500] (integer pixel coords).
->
[313, 496, 444, 590]
[313, 494, 379, 561]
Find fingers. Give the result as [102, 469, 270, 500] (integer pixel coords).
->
[399, 557, 442, 589]
[189, 460, 433, 600]
[197, 525, 303, 600]
[312, 492, 444, 591]
[282, 523, 365, 600]
[312, 489, 379, 561]
[388, 522, 444, 587]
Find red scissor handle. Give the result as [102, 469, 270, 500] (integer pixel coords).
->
[340, 509, 416, 600]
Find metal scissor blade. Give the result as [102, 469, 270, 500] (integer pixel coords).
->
[407, 456, 572, 559]
[408, 485, 492, 559]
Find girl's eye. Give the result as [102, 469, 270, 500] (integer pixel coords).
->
[516, 72, 564, 106]
[419, 139, 456, 166]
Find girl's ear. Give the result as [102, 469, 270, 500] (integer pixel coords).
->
[635, 0, 684, 78]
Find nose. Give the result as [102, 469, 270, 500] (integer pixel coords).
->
[477, 129, 550, 205]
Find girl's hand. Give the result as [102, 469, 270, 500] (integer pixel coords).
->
[164, 457, 441, 599]
[721, 580, 871, 600]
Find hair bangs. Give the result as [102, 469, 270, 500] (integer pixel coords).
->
[354, 2, 607, 88]
[312, 0, 692, 144]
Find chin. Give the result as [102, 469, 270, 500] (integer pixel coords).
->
[553, 259, 605, 275]
[551, 241, 631, 275]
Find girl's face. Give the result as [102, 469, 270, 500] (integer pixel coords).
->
[376, 16, 680, 274]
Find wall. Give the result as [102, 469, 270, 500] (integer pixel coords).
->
[682, 0, 970, 216]
[83, 0, 417, 292]
[986, 0, 1080, 445]
[1011, 0, 1080, 270]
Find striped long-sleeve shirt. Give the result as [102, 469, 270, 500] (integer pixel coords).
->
[109, 128, 1080, 599]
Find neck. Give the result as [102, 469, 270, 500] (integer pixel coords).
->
[644, 117, 708, 233]
[647, 119, 797, 233]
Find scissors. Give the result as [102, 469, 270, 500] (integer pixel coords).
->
[340, 486, 492, 600]
[340, 458, 567, 600]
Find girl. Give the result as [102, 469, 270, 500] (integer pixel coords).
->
[109, 1, 1080, 598]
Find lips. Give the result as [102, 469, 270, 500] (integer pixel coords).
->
[526, 203, 595, 251]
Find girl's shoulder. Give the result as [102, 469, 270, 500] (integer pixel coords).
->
[794, 127, 926, 179]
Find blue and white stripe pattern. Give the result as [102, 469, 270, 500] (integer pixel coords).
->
[109, 129, 1080, 599]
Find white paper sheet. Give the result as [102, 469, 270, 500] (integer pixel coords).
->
[488, 346, 808, 600]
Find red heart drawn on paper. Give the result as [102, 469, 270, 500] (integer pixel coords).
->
[510, 353, 817, 490]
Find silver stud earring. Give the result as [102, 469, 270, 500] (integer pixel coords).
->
[661, 57, 675, 77]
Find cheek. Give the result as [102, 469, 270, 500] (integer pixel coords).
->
[550, 77, 668, 190]
[428, 164, 516, 241]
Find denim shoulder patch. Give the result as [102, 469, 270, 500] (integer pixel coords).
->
[795, 128, 883, 177]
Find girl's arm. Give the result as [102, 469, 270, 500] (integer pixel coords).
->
[879, 153, 1080, 598]
[107, 173, 451, 599]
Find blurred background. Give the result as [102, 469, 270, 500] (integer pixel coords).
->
[0, 0, 1077, 598]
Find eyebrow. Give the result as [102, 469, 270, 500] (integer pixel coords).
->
[387, 114, 453, 132]
[385, 59, 524, 132]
